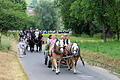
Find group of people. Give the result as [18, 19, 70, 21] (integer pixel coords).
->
[17, 28, 44, 58]
[46, 34, 71, 56]
[17, 27, 71, 58]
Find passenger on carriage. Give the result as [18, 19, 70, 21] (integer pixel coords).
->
[45, 35, 52, 52]
[55, 35, 58, 41]
[61, 36, 64, 40]
[46, 35, 52, 45]
[42, 36, 44, 44]
[49, 35, 57, 56]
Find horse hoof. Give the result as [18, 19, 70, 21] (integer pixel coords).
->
[56, 72, 59, 75]
[73, 72, 77, 74]
[48, 66, 51, 68]
[52, 69, 55, 71]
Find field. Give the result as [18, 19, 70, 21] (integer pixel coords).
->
[43, 34, 120, 74]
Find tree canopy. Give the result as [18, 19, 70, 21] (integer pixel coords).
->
[34, 0, 58, 30]
[0, 0, 29, 31]
[56, 0, 120, 42]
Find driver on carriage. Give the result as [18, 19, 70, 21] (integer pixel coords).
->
[63, 34, 71, 49]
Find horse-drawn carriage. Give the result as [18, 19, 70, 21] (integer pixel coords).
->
[25, 31, 43, 52]
[44, 39, 85, 74]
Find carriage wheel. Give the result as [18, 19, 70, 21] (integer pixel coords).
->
[45, 56, 48, 65]
[48, 60, 52, 68]
[44, 52, 48, 65]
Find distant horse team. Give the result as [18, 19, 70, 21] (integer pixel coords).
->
[18, 28, 43, 57]
[17, 28, 84, 74]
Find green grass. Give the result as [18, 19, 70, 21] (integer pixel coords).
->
[0, 35, 12, 51]
[0, 44, 11, 50]
[79, 41, 120, 58]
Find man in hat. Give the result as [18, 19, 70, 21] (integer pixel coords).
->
[63, 34, 71, 47]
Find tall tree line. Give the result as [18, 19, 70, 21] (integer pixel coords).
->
[55, 0, 120, 42]
[0, 0, 31, 44]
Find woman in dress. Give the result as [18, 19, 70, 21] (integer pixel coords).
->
[49, 35, 57, 56]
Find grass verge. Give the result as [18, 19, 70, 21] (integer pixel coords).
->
[0, 35, 28, 80]
[81, 50, 120, 76]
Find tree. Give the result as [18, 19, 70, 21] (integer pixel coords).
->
[34, 0, 58, 30]
[0, 0, 28, 44]
[30, 0, 38, 7]
[107, 0, 120, 40]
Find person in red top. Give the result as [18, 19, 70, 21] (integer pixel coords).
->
[42, 36, 44, 44]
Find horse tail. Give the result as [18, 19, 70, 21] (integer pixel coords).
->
[79, 54, 85, 66]
[78, 48, 85, 66]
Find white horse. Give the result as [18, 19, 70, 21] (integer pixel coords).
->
[51, 39, 64, 74]
[67, 42, 85, 74]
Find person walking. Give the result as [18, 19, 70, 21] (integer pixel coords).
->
[17, 39, 26, 58]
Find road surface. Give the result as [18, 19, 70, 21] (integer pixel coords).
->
[20, 45, 120, 80]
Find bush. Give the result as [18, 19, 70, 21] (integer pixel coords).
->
[7, 32, 19, 40]
[80, 33, 89, 38]
[12, 32, 19, 40]
[72, 33, 81, 37]
[0, 44, 11, 50]
[93, 33, 103, 39]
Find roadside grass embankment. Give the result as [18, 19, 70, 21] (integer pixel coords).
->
[0, 34, 28, 80]
[43, 34, 120, 75]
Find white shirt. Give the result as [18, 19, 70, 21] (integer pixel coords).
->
[35, 31, 39, 38]
[64, 39, 71, 46]
[47, 38, 52, 44]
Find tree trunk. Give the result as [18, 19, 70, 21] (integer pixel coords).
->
[116, 26, 119, 40]
[0, 30, 1, 46]
[101, 0, 106, 42]
[102, 20, 106, 42]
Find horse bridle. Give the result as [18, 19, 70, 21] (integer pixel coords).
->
[72, 47, 79, 53]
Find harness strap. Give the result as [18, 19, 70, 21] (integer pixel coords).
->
[54, 43, 63, 55]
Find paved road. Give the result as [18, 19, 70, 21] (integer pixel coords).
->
[20, 45, 120, 80]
